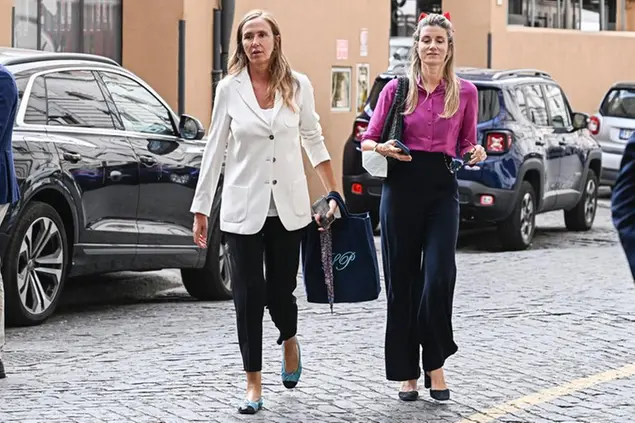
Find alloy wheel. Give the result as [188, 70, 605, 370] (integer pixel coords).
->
[16, 217, 64, 316]
[584, 178, 597, 224]
[519, 192, 535, 244]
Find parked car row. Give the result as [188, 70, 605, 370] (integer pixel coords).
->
[588, 81, 635, 187]
[0, 48, 229, 327]
[0, 48, 624, 325]
[342, 64, 602, 251]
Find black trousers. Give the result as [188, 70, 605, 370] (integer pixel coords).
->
[225, 217, 305, 373]
[380, 151, 460, 381]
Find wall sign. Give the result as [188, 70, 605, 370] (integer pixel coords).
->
[336, 39, 349, 60]
[360, 28, 368, 57]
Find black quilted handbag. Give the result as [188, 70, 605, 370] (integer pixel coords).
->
[379, 76, 409, 171]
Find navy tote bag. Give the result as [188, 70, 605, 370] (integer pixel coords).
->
[301, 192, 381, 310]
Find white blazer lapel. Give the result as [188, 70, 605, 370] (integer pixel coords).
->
[235, 68, 269, 126]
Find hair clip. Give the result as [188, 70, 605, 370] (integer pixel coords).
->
[418, 11, 451, 22]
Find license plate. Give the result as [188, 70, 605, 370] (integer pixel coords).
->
[619, 128, 633, 140]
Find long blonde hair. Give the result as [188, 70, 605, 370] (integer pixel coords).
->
[228, 10, 298, 111]
[404, 13, 459, 118]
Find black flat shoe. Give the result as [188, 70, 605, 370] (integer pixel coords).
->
[425, 373, 450, 401]
[430, 389, 450, 401]
[398, 390, 419, 401]
[0, 359, 5, 379]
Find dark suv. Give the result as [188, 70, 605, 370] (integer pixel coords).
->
[342, 65, 602, 250]
[0, 48, 229, 326]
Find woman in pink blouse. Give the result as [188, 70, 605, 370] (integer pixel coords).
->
[361, 13, 486, 402]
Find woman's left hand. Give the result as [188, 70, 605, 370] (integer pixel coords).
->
[468, 145, 487, 165]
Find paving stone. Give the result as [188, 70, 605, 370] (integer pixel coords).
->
[1, 201, 634, 422]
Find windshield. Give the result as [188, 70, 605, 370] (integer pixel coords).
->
[600, 88, 635, 119]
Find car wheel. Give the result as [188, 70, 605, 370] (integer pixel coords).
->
[180, 191, 232, 301]
[3, 202, 68, 327]
[564, 169, 598, 231]
[497, 181, 536, 251]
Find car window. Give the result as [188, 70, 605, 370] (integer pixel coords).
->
[475, 87, 500, 123]
[24, 70, 116, 129]
[514, 87, 528, 119]
[367, 78, 391, 111]
[543, 84, 571, 128]
[600, 88, 635, 119]
[22, 76, 47, 125]
[522, 84, 549, 127]
[98, 71, 176, 136]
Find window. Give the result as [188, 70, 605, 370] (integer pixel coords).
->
[23, 76, 47, 125]
[514, 87, 528, 119]
[600, 88, 635, 119]
[476, 87, 501, 123]
[366, 78, 390, 113]
[508, 0, 618, 31]
[543, 84, 571, 128]
[24, 70, 116, 129]
[99, 72, 176, 136]
[522, 84, 549, 127]
[13, 0, 122, 63]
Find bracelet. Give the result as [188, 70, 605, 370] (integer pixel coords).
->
[373, 143, 383, 156]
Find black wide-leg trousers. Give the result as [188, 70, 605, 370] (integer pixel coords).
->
[225, 217, 305, 373]
[380, 151, 460, 381]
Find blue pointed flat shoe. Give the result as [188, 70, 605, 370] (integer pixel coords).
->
[238, 398, 263, 414]
[281, 342, 302, 389]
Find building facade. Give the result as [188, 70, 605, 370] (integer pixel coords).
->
[0, 0, 391, 196]
[1, 0, 633, 193]
[445, 0, 635, 114]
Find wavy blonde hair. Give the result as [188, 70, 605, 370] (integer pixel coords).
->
[228, 10, 298, 111]
[404, 13, 459, 118]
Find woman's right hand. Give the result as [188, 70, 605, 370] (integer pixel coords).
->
[193, 213, 208, 248]
[376, 140, 412, 161]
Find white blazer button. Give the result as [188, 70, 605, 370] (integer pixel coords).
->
[272, 180, 278, 185]
[269, 135, 274, 140]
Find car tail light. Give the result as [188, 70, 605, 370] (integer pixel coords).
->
[351, 183, 363, 195]
[354, 121, 368, 141]
[588, 115, 600, 135]
[479, 195, 494, 206]
[485, 132, 511, 153]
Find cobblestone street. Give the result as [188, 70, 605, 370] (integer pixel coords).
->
[1, 196, 635, 422]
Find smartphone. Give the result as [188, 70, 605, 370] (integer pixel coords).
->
[392, 140, 411, 156]
[311, 196, 336, 230]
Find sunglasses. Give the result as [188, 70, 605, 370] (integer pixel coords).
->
[445, 150, 474, 174]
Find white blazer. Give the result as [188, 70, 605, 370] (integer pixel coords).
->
[190, 68, 331, 235]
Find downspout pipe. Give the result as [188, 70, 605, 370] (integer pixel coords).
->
[212, 8, 222, 104]
[211, 0, 235, 106]
[221, 0, 235, 74]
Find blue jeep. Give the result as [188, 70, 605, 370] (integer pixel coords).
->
[341, 66, 602, 251]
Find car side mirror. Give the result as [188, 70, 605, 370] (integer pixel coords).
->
[179, 114, 205, 140]
[571, 112, 589, 131]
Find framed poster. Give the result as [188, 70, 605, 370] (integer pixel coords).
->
[356, 63, 370, 113]
[331, 67, 352, 112]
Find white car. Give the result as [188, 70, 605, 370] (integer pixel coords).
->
[589, 82, 635, 186]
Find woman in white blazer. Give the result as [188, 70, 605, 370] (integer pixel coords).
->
[190, 9, 340, 415]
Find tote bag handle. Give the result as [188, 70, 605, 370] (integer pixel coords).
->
[326, 191, 350, 217]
